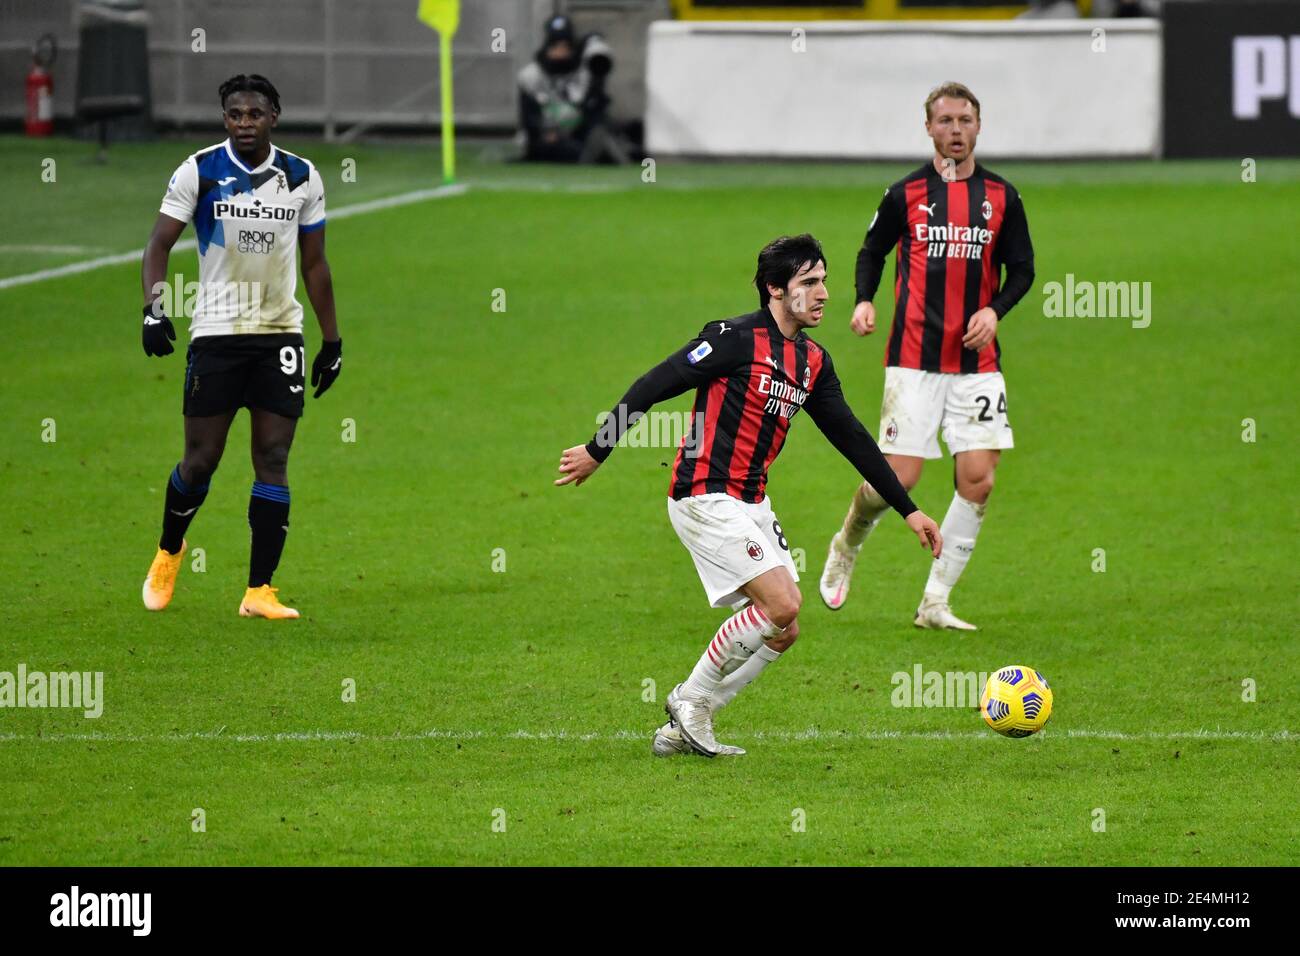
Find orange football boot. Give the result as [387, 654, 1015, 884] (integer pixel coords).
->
[238, 585, 299, 619]
[142, 539, 185, 611]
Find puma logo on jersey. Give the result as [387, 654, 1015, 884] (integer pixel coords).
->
[718, 322, 730, 334]
[917, 202, 937, 217]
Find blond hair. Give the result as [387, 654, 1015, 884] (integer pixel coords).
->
[925, 82, 980, 121]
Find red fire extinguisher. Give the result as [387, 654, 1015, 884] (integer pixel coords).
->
[25, 34, 57, 138]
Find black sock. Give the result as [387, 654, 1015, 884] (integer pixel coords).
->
[248, 481, 290, 587]
[160, 464, 209, 554]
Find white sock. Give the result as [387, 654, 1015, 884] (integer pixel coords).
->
[924, 493, 986, 602]
[713, 643, 782, 710]
[842, 482, 889, 549]
[682, 605, 781, 701]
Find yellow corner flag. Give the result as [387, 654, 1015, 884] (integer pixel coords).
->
[417, 0, 460, 183]
[418, 0, 459, 34]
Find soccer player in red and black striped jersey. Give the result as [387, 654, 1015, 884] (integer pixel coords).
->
[819, 82, 1035, 631]
[556, 235, 942, 757]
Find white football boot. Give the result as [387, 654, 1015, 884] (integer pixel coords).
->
[652, 721, 693, 756]
[660, 683, 745, 757]
[654, 686, 694, 756]
[818, 532, 860, 611]
[653, 720, 746, 757]
[914, 595, 977, 631]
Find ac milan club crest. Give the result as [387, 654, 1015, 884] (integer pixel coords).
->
[803, 365, 811, 389]
[885, 419, 899, 443]
[745, 540, 764, 561]
[981, 199, 993, 221]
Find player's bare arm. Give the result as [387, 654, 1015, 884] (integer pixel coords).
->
[299, 227, 342, 397]
[142, 213, 185, 308]
[140, 213, 186, 356]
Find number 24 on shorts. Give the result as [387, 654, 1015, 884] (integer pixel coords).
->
[974, 392, 1007, 422]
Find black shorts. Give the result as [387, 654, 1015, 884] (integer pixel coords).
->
[183, 333, 306, 419]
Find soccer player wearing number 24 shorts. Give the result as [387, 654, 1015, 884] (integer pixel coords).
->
[139, 74, 343, 619]
[820, 82, 1035, 631]
[556, 235, 942, 757]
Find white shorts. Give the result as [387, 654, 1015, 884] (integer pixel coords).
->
[878, 367, 1015, 460]
[666, 493, 799, 608]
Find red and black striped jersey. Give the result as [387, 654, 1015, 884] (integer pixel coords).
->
[854, 163, 1035, 374]
[665, 310, 831, 503]
[584, 308, 916, 516]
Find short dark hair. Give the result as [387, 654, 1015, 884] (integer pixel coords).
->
[754, 234, 826, 307]
[219, 74, 281, 115]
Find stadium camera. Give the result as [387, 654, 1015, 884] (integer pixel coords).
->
[582, 33, 613, 77]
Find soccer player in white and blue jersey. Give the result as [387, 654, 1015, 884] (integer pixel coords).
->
[139, 74, 342, 619]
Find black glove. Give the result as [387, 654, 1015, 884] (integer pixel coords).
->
[311, 339, 342, 398]
[142, 302, 176, 357]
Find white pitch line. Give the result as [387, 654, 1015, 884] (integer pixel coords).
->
[0, 246, 182, 291]
[325, 181, 468, 219]
[0, 244, 110, 255]
[0, 728, 1292, 744]
[470, 179, 630, 194]
[0, 182, 469, 293]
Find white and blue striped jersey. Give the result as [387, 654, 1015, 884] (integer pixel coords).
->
[159, 139, 325, 338]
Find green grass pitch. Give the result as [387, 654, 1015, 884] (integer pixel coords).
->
[0, 136, 1296, 865]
